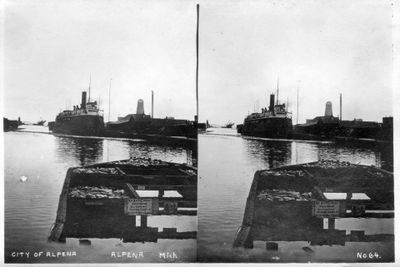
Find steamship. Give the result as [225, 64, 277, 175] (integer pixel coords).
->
[237, 93, 293, 138]
[50, 91, 105, 136]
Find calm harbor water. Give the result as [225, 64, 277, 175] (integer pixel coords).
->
[198, 128, 393, 262]
[4, 126, 394, 263]
[4, 126, 196, 263]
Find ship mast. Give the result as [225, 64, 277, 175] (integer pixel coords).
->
[151, 90, 154, 118]
[108, 78, 112, 122]
[276, 78, 279, 105]
[88, 74, 92, 102]
[340, 93, 342, 121]
[286, 96, 289, 110]
[297, 80, 300, 125]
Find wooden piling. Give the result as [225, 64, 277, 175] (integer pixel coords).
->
[48, 168, 73, 241]
[141, 215, 148, 228]
[233, 171, 261, 248]
[328, 218, 335, 230]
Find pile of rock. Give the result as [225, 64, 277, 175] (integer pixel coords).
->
[115, 157, 169, 167]
[69, 186, 126, 199]
[73, 167, 119, 175]
[182, 168, 196, 175]
[257, 189, 314, 202]
[368, 169, 385, 177]
[302, 160, 353, 169]
[261, 169, 306, 177]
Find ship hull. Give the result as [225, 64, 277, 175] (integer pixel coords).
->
[107, 118, 197, 138]
[53, 115, 104, 136]
[238, 117, 293, 139]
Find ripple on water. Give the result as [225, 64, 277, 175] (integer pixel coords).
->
[5, 131, 196, 263]
[198, 132, 393, 262]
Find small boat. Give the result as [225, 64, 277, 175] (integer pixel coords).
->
[34, 119, 46, 126]
[3, 117, 20, 131]
[223, 121, 235, 128]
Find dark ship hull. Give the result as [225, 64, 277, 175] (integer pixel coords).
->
[237, 93, 293, 139]
[238, 117, 293, 138]
[107, 116, 197, 138]
[3, 117, 21, 132]
[53, 115, 104, 136]
[51, 91, 105, 136]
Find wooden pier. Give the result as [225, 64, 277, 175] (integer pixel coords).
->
[49, 157, 197, 243]
[233, 160, 394, 250]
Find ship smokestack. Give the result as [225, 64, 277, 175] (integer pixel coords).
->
[81, 91, 87, 109]
[269, 94, 275, 112]
[136, 99, 144, 115]
[151, 91, 154, 118]
[325, 101, 333, 117]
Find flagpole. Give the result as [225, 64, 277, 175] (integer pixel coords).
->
[196, 4, 199, 122]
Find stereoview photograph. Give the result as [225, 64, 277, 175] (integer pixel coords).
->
[3, 0, 198, 263]
[2, 0, 397, 265]
[197, 0, 394, 263]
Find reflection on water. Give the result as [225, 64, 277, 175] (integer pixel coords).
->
[56, 137, 104, 166]
[60, 197, 196, 243]
[198, 128, 393, 262]
[240, 210, 393, 262]
[246, 140, 292, 168]
[4, 131, 196, 263]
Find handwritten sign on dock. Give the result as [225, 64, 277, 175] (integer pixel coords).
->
[124, 198, 159, 215]
[312, 201, 346, 218]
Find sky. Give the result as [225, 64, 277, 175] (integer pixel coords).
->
[3, 0, 198, 123]
[2, 0, 397, 125]
[198, 0, 395, 125]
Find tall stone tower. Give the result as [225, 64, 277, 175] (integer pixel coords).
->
[324, 101, 333, 117]
[136, 99, 145, 115]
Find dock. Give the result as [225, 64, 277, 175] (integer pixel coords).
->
[49, 157, 197, 243]
[233, 160, 394, 251]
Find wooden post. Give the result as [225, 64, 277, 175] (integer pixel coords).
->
[195, 4, 199, 122]
[243, 237, 254, 249]
[141, 215, 148, 228]
[328, 218, 335, 230]
[266, 242, 278, 250]
[233, 172, 260, 248]
[49, 168, 73, 242]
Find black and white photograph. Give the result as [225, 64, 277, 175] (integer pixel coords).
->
[1, 0, 399, 265]
[196, 0, 396, 263]
[3, 0, 198, 263]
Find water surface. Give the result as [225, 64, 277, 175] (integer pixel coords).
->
[198, 128, 393, 262]
[5, 126, 196, 263]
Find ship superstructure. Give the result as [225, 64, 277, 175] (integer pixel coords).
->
[237, 93, 293, 138]
[51, 91, 104, 136]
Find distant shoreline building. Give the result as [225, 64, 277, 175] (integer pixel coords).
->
[107, 98, 196, 137]
[294, 101, 392, 140]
